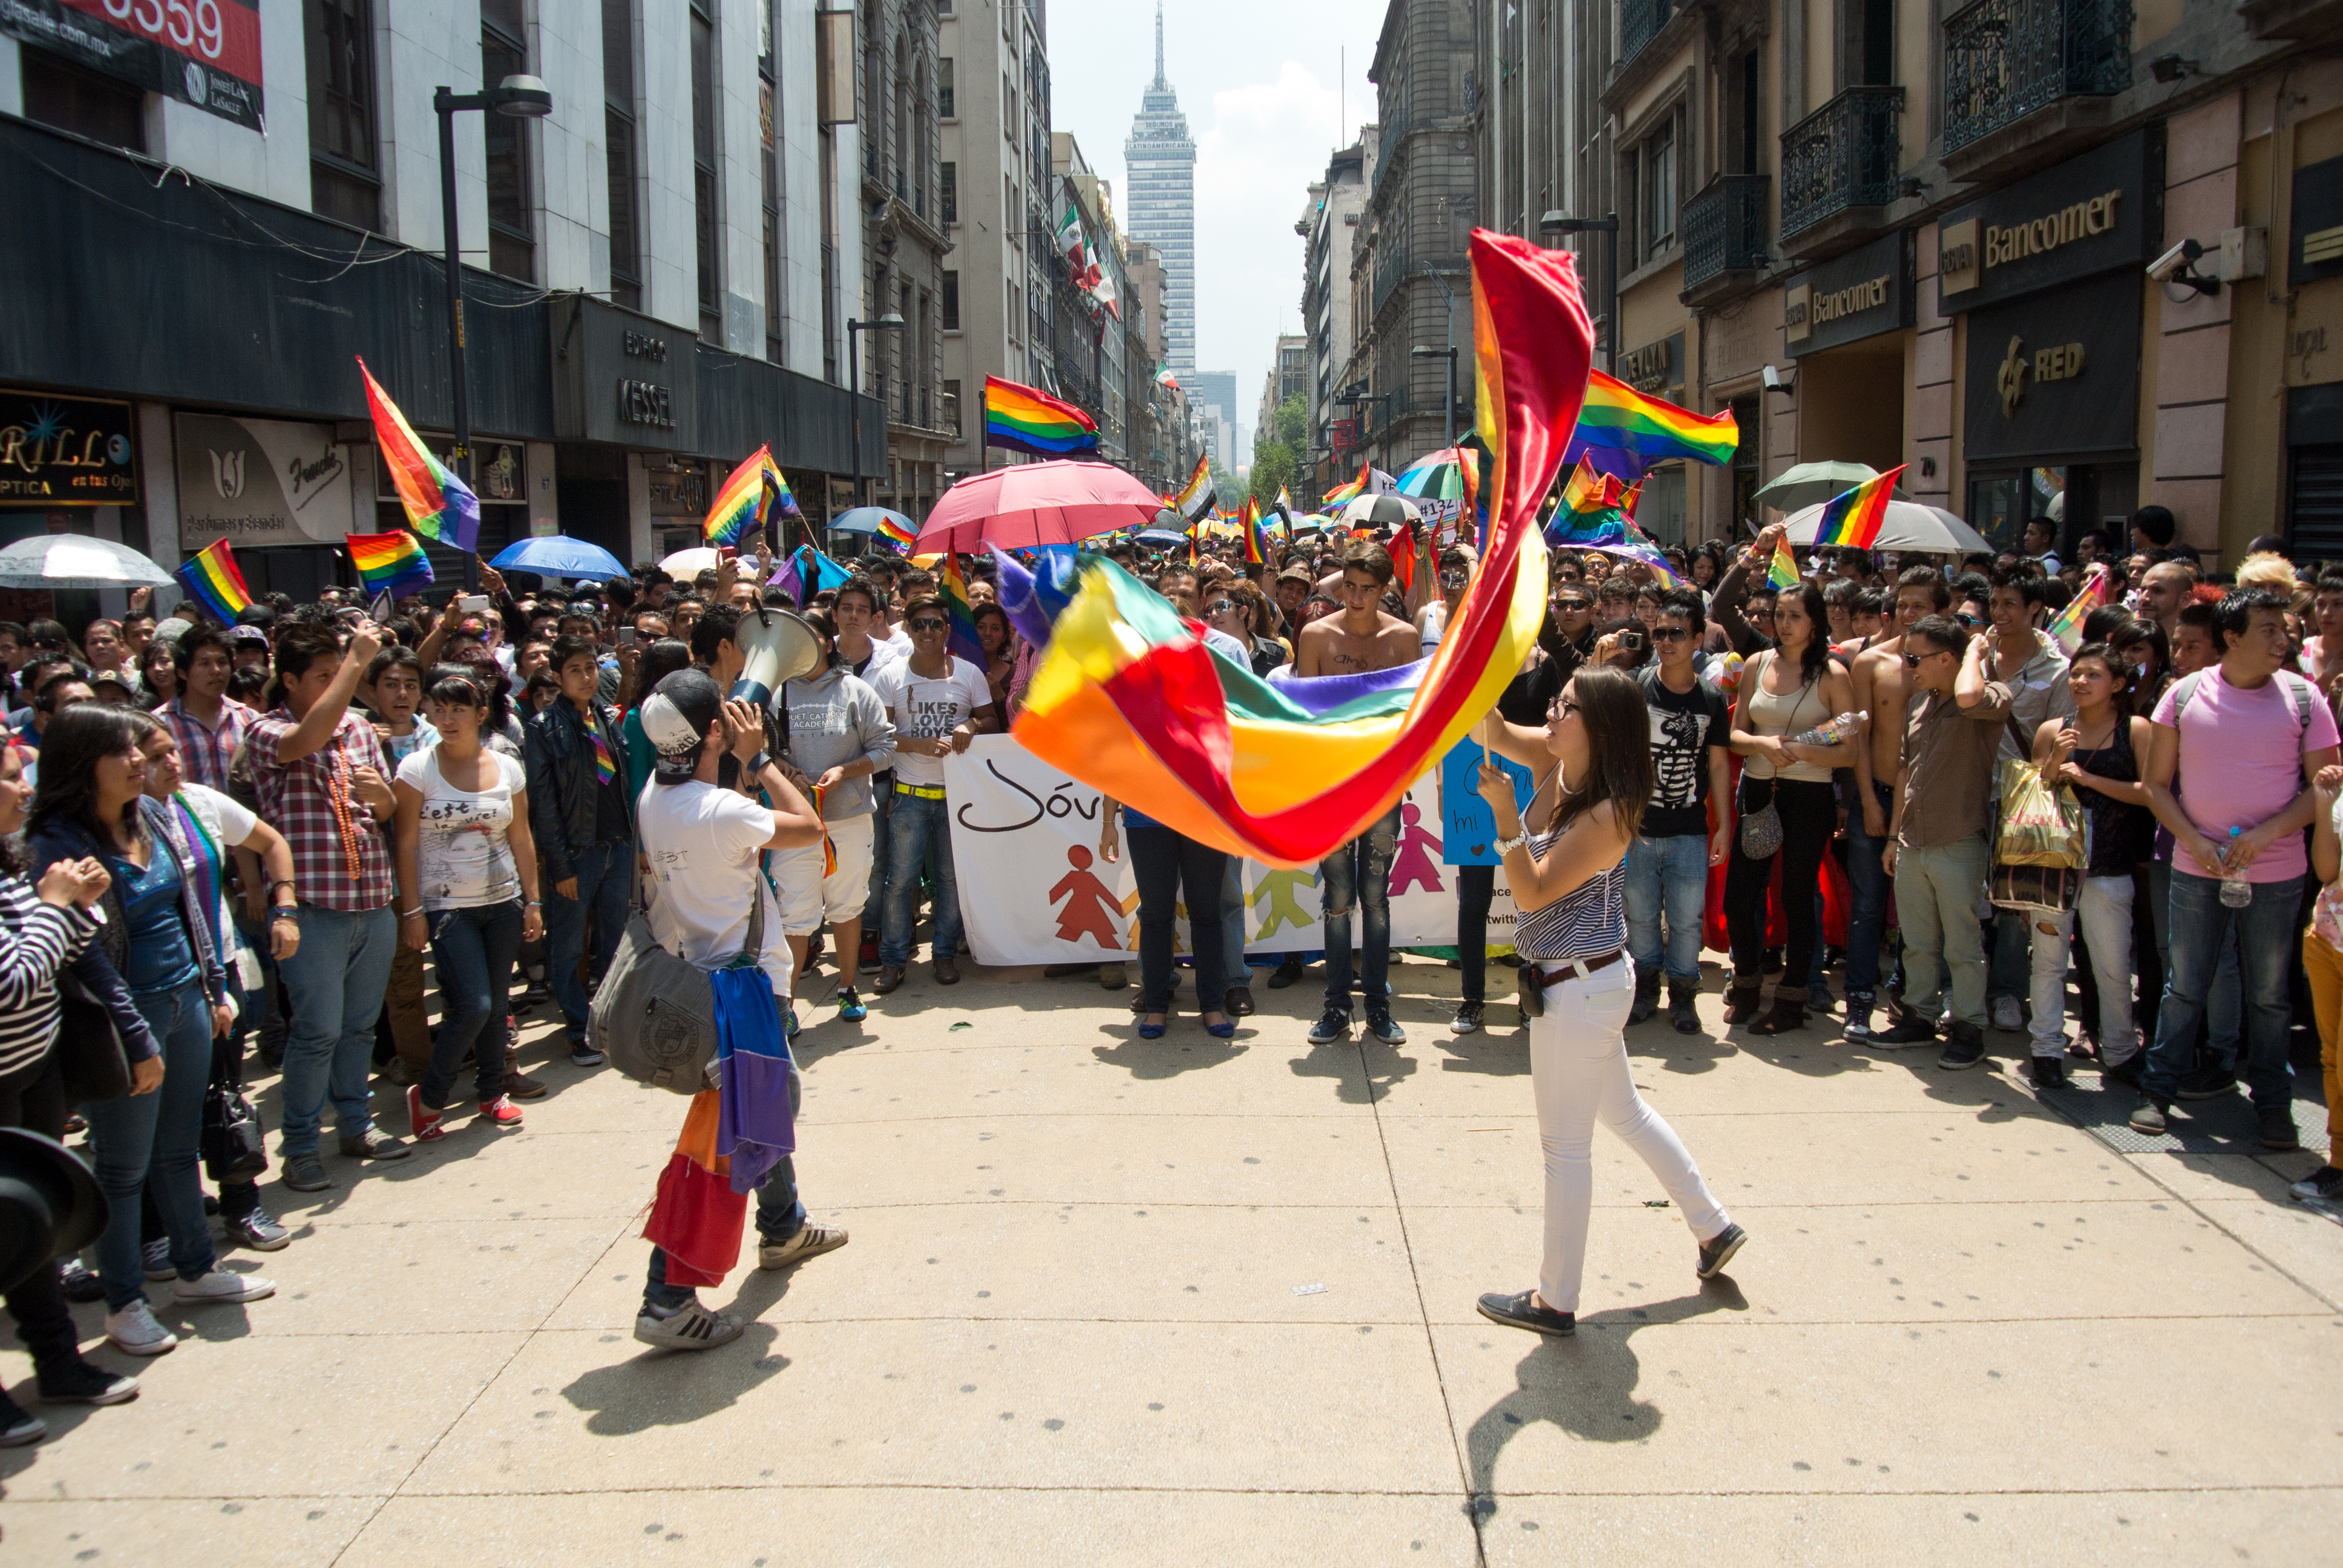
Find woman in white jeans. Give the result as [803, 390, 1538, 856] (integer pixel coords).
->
[1471, 666, 1746, 1336]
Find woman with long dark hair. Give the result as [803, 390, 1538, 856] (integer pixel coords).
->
[30, 705, 271, 1359]
[1723, 578, 1857, 1034]
[1469, 667, 1745, 1336]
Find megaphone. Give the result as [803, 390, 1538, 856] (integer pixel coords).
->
[730, 604, 824, 709]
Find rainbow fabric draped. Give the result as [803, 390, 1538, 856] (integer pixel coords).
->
[1012, 230, 1591, 867]
[172, 538, 252, 622]
[347, 529, 434, 600]
[358, 358, 480, 554]
[1812, 465, 1904, 548]
[984, 374, 1099, 456]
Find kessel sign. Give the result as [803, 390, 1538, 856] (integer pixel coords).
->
[1938, 131, 2157, 312]
[1785, 232, 1912, 356]
[551, 295, 700, 452]
[1962, 275, 2141, 463]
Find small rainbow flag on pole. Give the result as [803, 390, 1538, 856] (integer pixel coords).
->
[1545, 456, 1632, 546]
[1766, 534, 1802, 591]
[1810, 465, 1904, 549]
[1239, 496, 1270, 566]
[358, 357, 480, 554]
[704, 445, 799, 547]
[347, 529, 435, 601]
[1323, 459, 1373, 506]
[1168, 454, 1217, 524]
[2046, 564, 2114, 654]
[172, 538, 253, 623]
[1570, 370, 1740, 469]
[983, 374, 1099, 457]
[876, 514, 918, 554]
[939, 554, 988, 666]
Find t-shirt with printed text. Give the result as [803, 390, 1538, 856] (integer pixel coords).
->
[868, 656, 992, 788]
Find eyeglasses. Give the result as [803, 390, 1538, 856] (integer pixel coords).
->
[1204, 601, 1237, 615]
[1553, 599, 1591, 613]
[906, 618, 948, 633]
[1547, 696, 1581, 719]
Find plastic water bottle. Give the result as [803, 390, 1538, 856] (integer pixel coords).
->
[2220, 826, 2253, 908]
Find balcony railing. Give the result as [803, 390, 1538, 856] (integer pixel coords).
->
[1778, 86, 1904, 238]
[1620, 0, 1673, 68]
[1680, 175, 1770, 290]
[1943, 0, 2134, 155]
[1372, 241, 1409, 318]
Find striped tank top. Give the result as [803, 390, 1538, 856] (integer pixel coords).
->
[1510, 761, 1628, 962]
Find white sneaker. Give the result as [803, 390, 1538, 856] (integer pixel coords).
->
[1991, 996, 2025, 1032]
[172, 1270, 275, 1305]
[632, 1299, 744, 1351]
[104, 1299, 179, 1356]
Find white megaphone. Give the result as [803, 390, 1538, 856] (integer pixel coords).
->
[730, 604, 825, 708]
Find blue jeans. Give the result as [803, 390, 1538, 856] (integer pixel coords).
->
[880, 788, 962, 967]
[545, 839, 630, 1044]
[643, 1155, 804, 1312]
[83, 978, 217, 1308]
[2148, 858, 2241, 1067]
[2144, 871, 2302, 1109]
[1842, 780, 1892, 999]
[1322, 805, 1400, 1011]
[1625, 834, 1708, 983]
[277, 904, 398, 1157]
[861, 773, 893, 930]
[423, 901, 525, 1108]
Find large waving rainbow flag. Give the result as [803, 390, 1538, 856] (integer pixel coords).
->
[1011, 230, 1590, 866]
[358, 358, 480, 554]
[347, 529, 434, 601]
[172, 538, 252, 622]
[984, 374, 1099, 457]
[1568, 370, 1739, 471]
[1810, 464, 1904, 547]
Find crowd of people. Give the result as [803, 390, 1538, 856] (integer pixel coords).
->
[0, 492, 2335, 1411]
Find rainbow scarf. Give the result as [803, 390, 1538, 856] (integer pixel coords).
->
[705, 445, 799, 547]
[590, 727, 618, 785]
[1011, 229, 1590, 867]
[2046, 564, 2112, 654]
[1569, 370, 1739, 469]
[358, 357, 480, 553]
[984, 374, 1099, 457]
[1811, 465, 1902, 548]
[939, 554, 988, 667]
[1767, 534, 1802, 590]
[172, 537, 252, 622]
[347, 529, 434, 601]
[1168, 454, 1216, 523]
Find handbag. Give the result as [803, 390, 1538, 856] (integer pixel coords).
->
[1737, 773, 1783, 860]
[591, 872, 767, 1096]
[201, 1081, 269, 1181]
[55, 972, 131, 1105]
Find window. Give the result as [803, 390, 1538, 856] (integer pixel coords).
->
[21, 45, 145, 153]
[690, 0, 722, 340]
[603, 0, 641, 309]
[1637, 118, 1677, 258]
[482, 0, 536, 281]
[940, 161, 957, 224]
[938, 57, 954, 118]
[306, 0, 379, 229]
[761, 0, 784, 362]
[942, 270, 960, 330]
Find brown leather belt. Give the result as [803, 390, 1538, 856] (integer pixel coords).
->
[1525, 948, 1628, 990]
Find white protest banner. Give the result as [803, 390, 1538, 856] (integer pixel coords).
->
[940, 736, 1517, 967]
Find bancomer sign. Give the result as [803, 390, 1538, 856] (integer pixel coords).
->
[1938, 130, 2156, 312]
[1785, 231, 1912, 356]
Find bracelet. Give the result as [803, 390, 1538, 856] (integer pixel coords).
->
[270, 908, 298, 921]
[399, 908, 422, 919]
[268, 878, 296, 893]
[524, 900, 542, 907]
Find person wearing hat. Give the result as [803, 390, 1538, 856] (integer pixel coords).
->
[632, 670, 847, 1350]
[226, 621, 273, 674]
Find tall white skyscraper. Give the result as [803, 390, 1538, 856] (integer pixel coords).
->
[1124, 2, 1195, 375]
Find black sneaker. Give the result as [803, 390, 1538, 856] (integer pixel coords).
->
[1267, 958, 1306, 990]
[58, 1257, 103, 1303]
[1475, 1289, 1575, 1337]
[2290, 1166, 2343, 1202]
[570, 1042, 606, 1068]
[1936, 1022, 1987, 1071]
[2175, 1065, 2240, 1101]
[1627, 972, 1660, 1025]
[1365, 1006, 1406, 1045]
[1450, 1001, 1484, 1036]
[2028, 1056, 2068, 1090]
[1306, 1008, 1350, 1045]
[1696, 1221, 1748, 1279]
[1872, 1013, 1939, 1048]
[2128, 1096, 2171, 1135]
[0, 1390, 44, 1447]
[34, 1356, 139, 1406]
[2101, 1053, 2146, 1091]
[1668, 981, 1701, 1034]
[2256, 1102, 2301, 1152]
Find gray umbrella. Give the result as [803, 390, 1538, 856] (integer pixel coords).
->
[1335, 492, 1421, 529]
[0, 534, 175, 589]
[1781, 498, 1991, 555]
[1752, 461, 1892, 515]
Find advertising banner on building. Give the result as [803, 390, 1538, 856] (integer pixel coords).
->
[0, 0, 264, 132]
[0, 389, 137, 505]
[940, 736, 1517, 967]
[174, 412, 353, 547]
[1961, 274, 2143, 465]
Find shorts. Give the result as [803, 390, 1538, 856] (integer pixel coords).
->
[775, 813, 876, 935]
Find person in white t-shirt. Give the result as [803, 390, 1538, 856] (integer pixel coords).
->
[631, 669, 847, 1351]
[865, 595, 999, 995]
[392, 667, 543, 1141]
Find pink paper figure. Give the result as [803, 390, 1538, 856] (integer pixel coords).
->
[1388, 802, 1446, 896]
[1251, 867, 1319, 939]
[1048, 844, 1123, 949]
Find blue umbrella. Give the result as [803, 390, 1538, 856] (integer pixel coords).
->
[488, 535, 631, 581]
[830, 506, 918, 536]
[1134, 528, 1188, 548]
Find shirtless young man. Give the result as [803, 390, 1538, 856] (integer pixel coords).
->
[1843, 563, 1953, 1041]
[1295, 543, 1421, 1048]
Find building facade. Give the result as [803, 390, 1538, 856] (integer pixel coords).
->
[856, 0, 953, 522]
[1124, 1, 1196, 376]
[1187, 370, 1238, 469]
[1299, 133, 1376, 495]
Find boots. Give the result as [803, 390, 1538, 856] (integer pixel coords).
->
[1628, 970, 1662, 1025]
[1722, 974, 1765, 1026]
[1666, 978, 1701, 1034]
[1750, 985, 1807, 1036]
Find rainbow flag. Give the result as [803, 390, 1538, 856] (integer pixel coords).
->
[1323, 460, 1373, 506]
[705, 445, 799, 547]
[1010, 228, 1590, 867]
[876, 514, 918, 554]
[939, 554, 988, 666]
[347, 529, 435, 601]
[1570, 371, 1739, 469]
[2047, 564, 2113, 654]
[1811, 465, 1903, 548]
[358, 357, 480, 553]
[1588, 542, 1686, 587]
[1168, 454, 1216, 524]
[983, 374, 1099, 457]
[1767, 534, 1801, 590]
[1545, 455, 1631, 545]
[1239, 497, 1270, 566]
[172, 538, 252, 623]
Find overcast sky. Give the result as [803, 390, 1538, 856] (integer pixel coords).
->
[1046, 1, 1392, 445]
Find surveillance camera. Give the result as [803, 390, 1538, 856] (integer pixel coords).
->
[2146, 238, 2204, 282]
[1761, 364, 1794, 394]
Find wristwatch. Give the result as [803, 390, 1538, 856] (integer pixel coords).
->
[746, 750, 773, 774]
[1493, 829, 1527, 855]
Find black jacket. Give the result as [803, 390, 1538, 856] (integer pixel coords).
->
[523, 697, 631, 880]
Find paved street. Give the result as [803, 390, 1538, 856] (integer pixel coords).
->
[4, 954, 2339, 1566]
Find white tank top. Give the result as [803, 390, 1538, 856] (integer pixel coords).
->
[1420, 599, 1448, 657]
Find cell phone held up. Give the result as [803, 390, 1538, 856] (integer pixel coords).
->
[618, 627, 637, 647]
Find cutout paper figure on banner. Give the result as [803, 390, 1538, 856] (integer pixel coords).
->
[1048, 845, 1124, 949]
[1390, 803, 1446, 895]
[1251, 867, 1319, 941]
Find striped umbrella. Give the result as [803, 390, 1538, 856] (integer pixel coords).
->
[1394, 446, 1467, 501]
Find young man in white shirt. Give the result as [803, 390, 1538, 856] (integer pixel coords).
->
[632, 670, 847, 1350]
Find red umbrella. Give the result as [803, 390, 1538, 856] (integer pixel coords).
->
[914, 460, 1164, 554]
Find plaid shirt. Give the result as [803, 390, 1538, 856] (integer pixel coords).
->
[163, 696, 258, 795]
[247, 707, 395, 912]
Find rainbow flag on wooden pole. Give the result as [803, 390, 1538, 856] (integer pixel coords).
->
[1810, 465, 1904, 548]
[172, 538, 253, 623]
[358, 357, 480, 554]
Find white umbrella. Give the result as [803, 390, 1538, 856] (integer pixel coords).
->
[1334, 492, 1421, 529]
[0, 534, 175, 589]
[1781, 498, 1991, 555]
[658, 545, 723, 577]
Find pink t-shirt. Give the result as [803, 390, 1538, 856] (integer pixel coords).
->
[2152, 667, 2340, 883]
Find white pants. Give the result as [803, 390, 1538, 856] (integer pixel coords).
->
[774, 814, 877, 935]
[2024, 874, 2138, 1063]
[1530, 961, 1731, 1313]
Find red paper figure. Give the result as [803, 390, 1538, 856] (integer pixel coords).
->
[1048, 844, 1124, 949]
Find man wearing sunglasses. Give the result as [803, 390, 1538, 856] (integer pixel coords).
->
[1626, 589, 1735, 1032]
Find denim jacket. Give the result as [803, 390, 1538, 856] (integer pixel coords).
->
[523, 696, 631, 881]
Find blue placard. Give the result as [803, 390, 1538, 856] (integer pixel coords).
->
[1439, 740, 1535, 865]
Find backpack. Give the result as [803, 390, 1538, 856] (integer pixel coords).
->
[2166, 667, 2318, 736]
[589, 879, 766, 1096]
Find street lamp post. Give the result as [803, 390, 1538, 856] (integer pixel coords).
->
[1539, 212, 1620, 373]
[847, 313, 907, 511]
[1411, 345, 1458, 449]
[434, 73, 551, 588]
